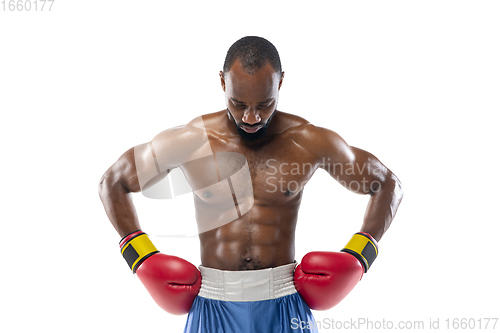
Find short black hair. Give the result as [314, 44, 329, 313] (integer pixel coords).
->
[223, 36, 282, 77]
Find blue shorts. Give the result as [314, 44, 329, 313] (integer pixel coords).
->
[184, 293, 317, 333]
[183, 263, 318, 333]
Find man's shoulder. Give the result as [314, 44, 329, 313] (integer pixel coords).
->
[272, 111, 313, 135]
[151, 115, 215, 153]
[151, 111, 226, 145]
[196, 110, 227, 129]
[276, 112, 345, 152]
[169, 111, 226, 137]
[275, 111, 325, 138]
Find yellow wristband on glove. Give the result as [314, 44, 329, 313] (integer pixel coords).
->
[119, 231, 159, 273]
[341, 232, 379, 272]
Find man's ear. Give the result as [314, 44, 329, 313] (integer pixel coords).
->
[219, 71, 226, 92]
[278, 71, 285, 90]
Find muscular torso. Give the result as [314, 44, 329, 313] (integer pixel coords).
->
[179, 110, 321, 270]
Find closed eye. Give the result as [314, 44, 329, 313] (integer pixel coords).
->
[231, 99, 273, 109]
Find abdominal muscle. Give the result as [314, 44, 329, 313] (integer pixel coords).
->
[198, 203, 298, 271]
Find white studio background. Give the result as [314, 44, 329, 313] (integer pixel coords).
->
[1, 1, 499, 332]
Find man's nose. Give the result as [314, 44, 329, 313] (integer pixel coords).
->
[242, 108, 261, 125]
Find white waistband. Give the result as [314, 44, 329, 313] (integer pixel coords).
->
[198, 262, 297, 302]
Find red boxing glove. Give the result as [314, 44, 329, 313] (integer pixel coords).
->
[136, 253, 202, 315]
[119, 230, 201, 315]
[294, 232, 378, 310]
[294, 252, 363, 310]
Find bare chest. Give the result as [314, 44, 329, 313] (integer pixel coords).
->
[210, 135, 320, 203]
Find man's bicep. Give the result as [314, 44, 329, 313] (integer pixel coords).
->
[315, 127, 355, 176]
[101, 147, 141, 193]
[315, 128, 385, 195]
[149, 116, 213, 168]
[346, 147, 389, 194]
[100, 144, 168, 194]
[104, 127, 191, 194]
[132, 142, 174, 192]
[135, 119, 214, 191]
[101, 117, 212, 195]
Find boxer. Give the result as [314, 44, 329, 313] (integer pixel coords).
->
[99, 36, 403, 332]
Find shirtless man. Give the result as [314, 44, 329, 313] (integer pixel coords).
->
[99, 36, 403, 333]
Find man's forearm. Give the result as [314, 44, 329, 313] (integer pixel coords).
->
[98, 174, 141, 238]
[361, 173, 403, 242]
